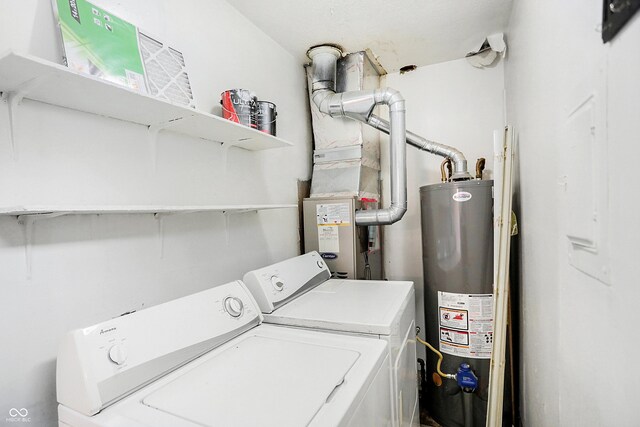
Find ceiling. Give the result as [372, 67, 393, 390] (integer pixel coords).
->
[228, 0, 513, 73]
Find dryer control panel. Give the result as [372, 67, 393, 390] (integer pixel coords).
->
[56, 280, 262, 417]
[243, 251, 331, 313]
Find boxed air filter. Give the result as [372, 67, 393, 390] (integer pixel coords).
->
[52, 0, 195, 108]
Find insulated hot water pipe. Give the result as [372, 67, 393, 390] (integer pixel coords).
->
[307, 44, 473, 226]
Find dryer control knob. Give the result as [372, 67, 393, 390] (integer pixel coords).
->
[271, 276, 285, 291]
[224, 296, 244, 317]
[108, 344, 127, 365]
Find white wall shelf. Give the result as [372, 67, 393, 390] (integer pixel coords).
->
[5, 204, 298, 278]
[0, 51, 294, 151]
[0, 204, 298, 218]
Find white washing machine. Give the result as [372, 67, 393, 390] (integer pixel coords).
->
[243, 251, 419, 427]
[56, 280, 393, 426]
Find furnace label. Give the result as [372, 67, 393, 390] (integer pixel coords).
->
[318, 225, 340, 253]
[316, 203, 351, 225]
[438, 291, 494, 359]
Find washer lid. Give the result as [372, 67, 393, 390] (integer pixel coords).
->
[142, 335, 359, 426]
[265, 279, 414, 335]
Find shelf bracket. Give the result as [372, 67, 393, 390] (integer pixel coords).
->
[221, 141, 241, 149]
[2, 75, 50, 160]
[17, 215, 35, 280]
[153, 210, 201, 257]
[227, 209, 258, 215]
[148, 116, 189, 170]
[16, 212, 66, 279]
[222, 211, 231, 245]
[219, 141, 241, 175]
[153, 213, 166, 259]
[221, 209, 259, 245]
[17, 212, 68, 222]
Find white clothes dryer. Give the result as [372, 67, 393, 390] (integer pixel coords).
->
[243, 251, 419, 427]
[57, 280, 392, 427]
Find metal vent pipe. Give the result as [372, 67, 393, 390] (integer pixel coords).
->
[367, 115, 471, 181]
[307, 44, 472, 226]
[308, 45, 407, 226]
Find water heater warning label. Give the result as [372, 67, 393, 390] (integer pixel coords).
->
[440, 307, 468, 330]
[440, 328, 469, 345]
[438, 291, 494, 359]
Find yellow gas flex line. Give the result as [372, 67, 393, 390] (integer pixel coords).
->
[416, 335, 456, 380]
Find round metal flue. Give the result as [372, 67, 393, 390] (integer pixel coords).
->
[306, 45, 343, 92]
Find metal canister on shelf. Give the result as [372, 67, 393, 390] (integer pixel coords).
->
[220, 89, 257, 129]
[256, 101, 277, 136]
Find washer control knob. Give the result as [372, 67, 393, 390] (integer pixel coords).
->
[271, 276, 285, 291]
[317, 260, 325, 269]
[108, 344, 127, 365]
[224, 296, 244, 317]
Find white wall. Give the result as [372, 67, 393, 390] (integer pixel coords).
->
[381, 58, 506, 361]
[505, 1, 640, 425]
[0, 0, 311, 424]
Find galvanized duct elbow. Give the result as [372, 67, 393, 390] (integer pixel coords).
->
[367, 115, 472, 181]
[307, 45, 407, 226]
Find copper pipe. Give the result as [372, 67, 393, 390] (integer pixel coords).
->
[475, 157, 486, 180]
[440, 158, 452, 182]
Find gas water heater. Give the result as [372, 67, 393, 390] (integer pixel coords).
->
[421, 180, 496, 427]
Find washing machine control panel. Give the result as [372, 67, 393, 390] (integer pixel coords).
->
[56, 280, 262, 417]
[223, 296, 244, 317]
[271, 275, 285, 291]
[108, 344, 127, 365]
[243, 251, 331, 314]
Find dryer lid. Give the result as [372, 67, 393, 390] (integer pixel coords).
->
[265, 279, 414, 335]
[142, 335, 359, 426]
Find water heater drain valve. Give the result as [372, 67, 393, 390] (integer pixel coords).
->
[456, 363, 478, 392]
